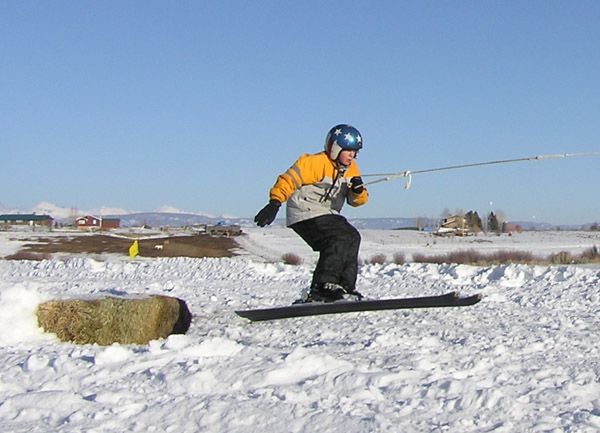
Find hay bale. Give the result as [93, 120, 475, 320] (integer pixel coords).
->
[36, 295, 192, 345]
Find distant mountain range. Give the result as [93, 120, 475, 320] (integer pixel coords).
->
[103, 213, 420, 230]
[101, 213, 588, 231]
[110, 212, 253, 228]
[0, 202, 593, 231]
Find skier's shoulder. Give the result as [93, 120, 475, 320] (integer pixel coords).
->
[296, 151, 328, 162]
[294, 151, 330, 167]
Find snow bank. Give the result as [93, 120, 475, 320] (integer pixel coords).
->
[1, 230, 600, 432]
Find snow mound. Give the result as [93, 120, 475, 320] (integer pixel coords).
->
[1, 230, 600, 432]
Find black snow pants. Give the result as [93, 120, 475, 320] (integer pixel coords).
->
[290, 214, 361, 291]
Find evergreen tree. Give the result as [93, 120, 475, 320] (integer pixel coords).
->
[465, 210, 482, 232]
[488, 212, 499, 232]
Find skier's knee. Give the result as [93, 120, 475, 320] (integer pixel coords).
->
[348, 225, 361, 245]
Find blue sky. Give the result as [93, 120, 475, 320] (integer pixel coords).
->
[2, 1, 599, 224]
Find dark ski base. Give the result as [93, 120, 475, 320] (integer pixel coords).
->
[235, 291, 482, 322]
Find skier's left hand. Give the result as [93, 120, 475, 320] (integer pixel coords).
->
[254, 200, 281, 227]
[350, 176, 364, 194]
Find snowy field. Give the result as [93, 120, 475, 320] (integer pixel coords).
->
[1, 228, 600, 432]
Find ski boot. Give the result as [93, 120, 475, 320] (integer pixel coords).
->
[295, 283, 363, 304]
[342, 287, 364, 301]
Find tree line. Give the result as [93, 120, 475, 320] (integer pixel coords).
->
[439, 209, 522, 233]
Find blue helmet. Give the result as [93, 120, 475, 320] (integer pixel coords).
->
[324, 124, 363, 161]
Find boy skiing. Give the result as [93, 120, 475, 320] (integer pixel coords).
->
[254, 124, 369, 302]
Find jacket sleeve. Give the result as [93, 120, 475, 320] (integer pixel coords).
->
[346, 163, 369, 207]
[348, 188, 368, 207]
[268, 154, 323, 203]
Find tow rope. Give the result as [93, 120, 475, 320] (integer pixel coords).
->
[362, 151, 600, 189]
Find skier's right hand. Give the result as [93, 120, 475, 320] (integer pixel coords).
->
[350, 176, 365, 194]
[254, 200, 281, 227]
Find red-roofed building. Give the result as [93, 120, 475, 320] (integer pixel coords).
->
[75, 215, 120, 230]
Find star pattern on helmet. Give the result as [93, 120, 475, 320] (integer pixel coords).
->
[328, 125, 362, 150]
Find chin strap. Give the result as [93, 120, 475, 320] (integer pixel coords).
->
[321, 164, 347, 202]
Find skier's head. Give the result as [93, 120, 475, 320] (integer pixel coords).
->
[324, 124, 363, 162]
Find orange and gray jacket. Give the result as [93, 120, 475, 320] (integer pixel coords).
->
[269, 151, 369, 226]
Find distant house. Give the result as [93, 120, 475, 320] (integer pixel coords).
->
[435, 215, 470, 237]
[502, 222, 523, 234]
[75, 215, 121, 230]
[205, 224, 242, 237]
[0, 214, 54, 227]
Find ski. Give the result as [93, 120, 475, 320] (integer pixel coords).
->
[235, 291, 482, 322]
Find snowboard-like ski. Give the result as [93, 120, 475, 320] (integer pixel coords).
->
[235, 291, 481, 322]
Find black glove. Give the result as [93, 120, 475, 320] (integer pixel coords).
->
[350, 176, 364, 194]
[254, 200, 281, 227]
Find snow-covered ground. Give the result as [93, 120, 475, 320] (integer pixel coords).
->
[1, 228, 599, 432]
[237, 227, 600, 263]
